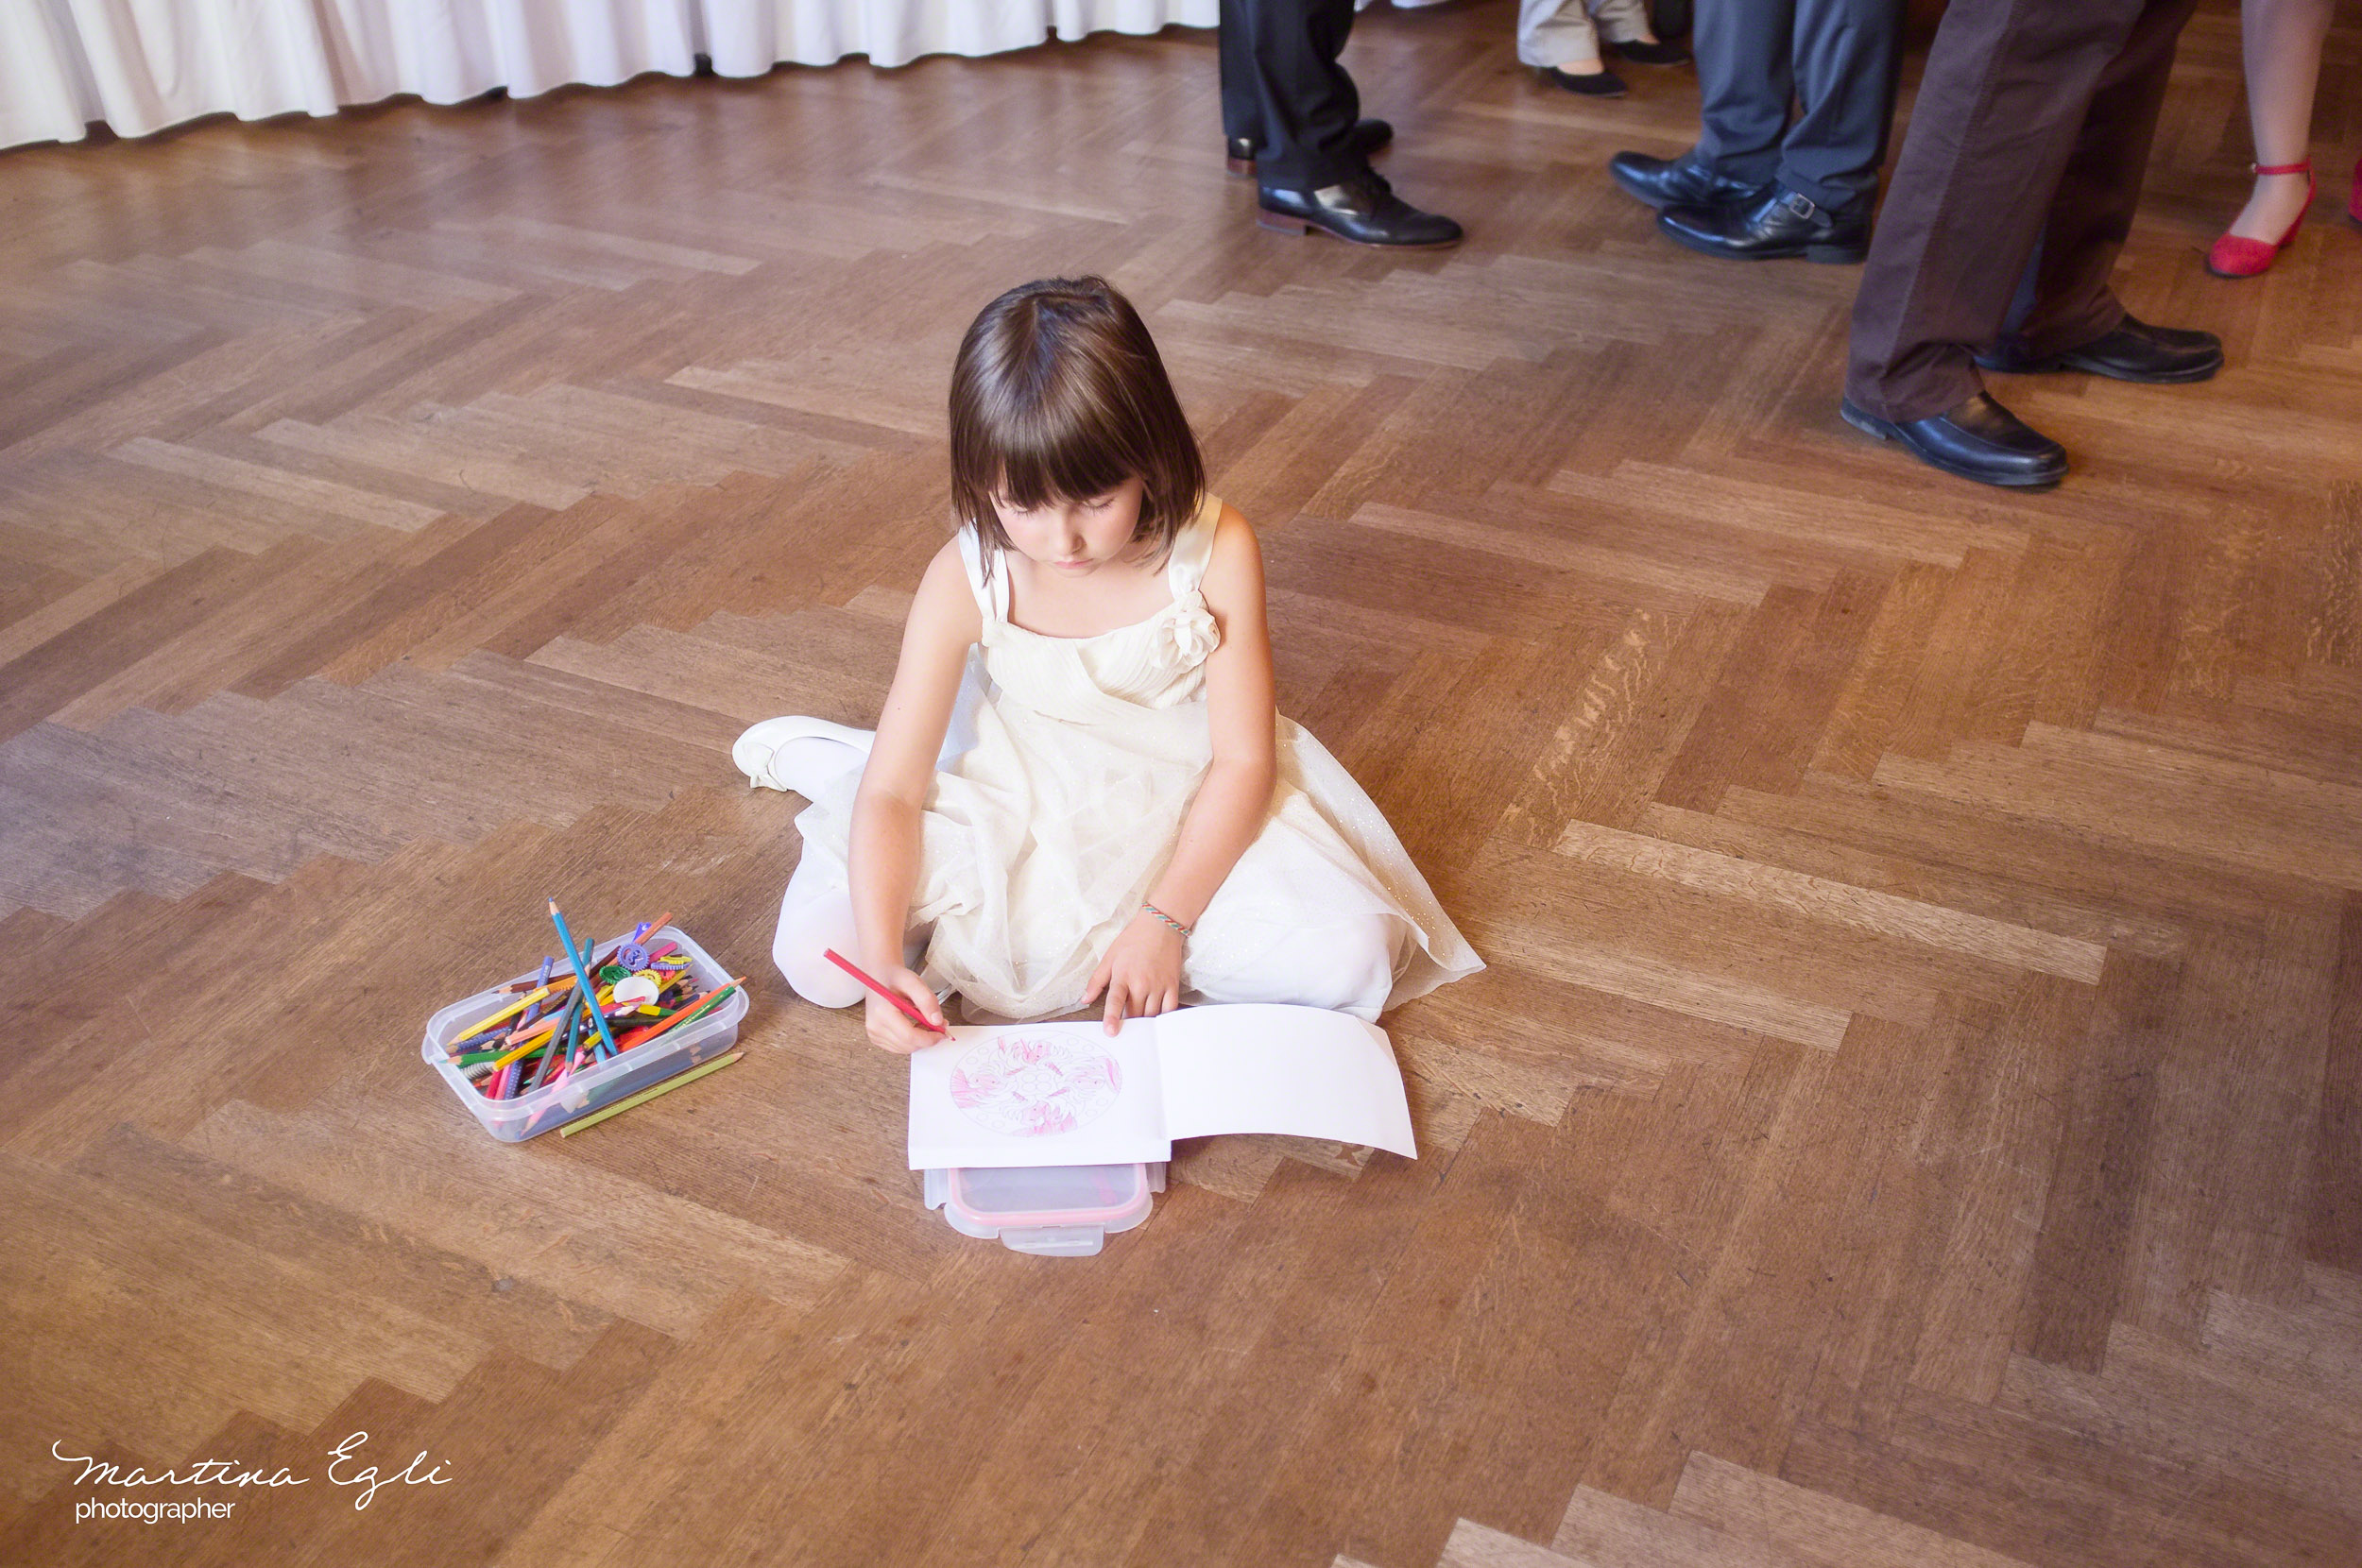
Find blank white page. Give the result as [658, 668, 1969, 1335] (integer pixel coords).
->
[1153, 1004, 1415, 1158]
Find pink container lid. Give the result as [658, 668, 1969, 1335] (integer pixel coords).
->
[945, 1163, 1151, 1229]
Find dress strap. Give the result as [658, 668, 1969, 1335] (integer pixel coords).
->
[1164, 490, 1223, 598]
[953, 523, 1009, 624]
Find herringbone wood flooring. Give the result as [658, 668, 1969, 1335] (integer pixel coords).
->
[4, 3, 2360, 1564]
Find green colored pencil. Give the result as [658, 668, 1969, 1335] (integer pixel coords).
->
[556, 1051, 743, 1137]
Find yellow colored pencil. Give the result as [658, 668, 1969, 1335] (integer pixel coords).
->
[450, 978, 576, 1048]
[557, 1051, 742, 1136]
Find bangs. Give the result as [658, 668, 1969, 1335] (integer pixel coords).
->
[978, 371, 1148, 512]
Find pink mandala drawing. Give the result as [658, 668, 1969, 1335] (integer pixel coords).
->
[949, 1034, 1123, 1138]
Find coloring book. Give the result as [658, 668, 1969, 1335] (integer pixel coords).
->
[906, 1003, 1416, 1170]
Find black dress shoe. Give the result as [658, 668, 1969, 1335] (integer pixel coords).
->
[1226, 119, 1393, 178]
[1605, 36, 1689, 64]
[1973, 313, 2224, 383]
[1840, 392, 2068, 489]
[1607, 148, 1767, 211]
[1258, 170, 1463, 247]
[1658, 186, 1870, 263]
[1542, 64, 1627, 96]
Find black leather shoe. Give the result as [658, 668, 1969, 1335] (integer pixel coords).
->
[1605, 36, 1689, 64]
[1543, 64, 1627, 96]
[1258, 170, 1463, 247]
[1840, 393, 2068, 489]
[1607, 148, 1767, 212]
[1973, 313, 2224, 383]
[1227, 119, 1393, 178]
[1658, 186, 1869, 263]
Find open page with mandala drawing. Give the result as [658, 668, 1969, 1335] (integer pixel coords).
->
[906, 1003, 1415, 1170]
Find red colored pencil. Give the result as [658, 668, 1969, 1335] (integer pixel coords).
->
[823, 949, 948, 1033]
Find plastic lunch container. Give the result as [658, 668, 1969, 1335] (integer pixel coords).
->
[420, 926, 747, 1142]
[922, 1162, 1166, 1256]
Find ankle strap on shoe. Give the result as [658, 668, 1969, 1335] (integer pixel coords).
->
[2251, 161, 2313, 176]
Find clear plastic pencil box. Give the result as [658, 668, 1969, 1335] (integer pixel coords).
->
[923, 1161, 1166, 1256]
[422, 926, 746, 1142]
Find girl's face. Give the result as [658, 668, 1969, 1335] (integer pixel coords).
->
[992, 475, 1146, 577]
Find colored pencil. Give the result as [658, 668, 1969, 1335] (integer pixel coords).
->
[611, 977, 745, 1052]
[526, 938, 590, 1092]
[450, 980, 573, 1049]
[823, 949, 947, 1033]
[558, 1051, 742, 1136]
[548, 900, 620, 1060]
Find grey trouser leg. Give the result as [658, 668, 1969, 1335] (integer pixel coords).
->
[1692, 0, 1903, 212]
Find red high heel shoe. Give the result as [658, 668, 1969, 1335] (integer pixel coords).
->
[2206, 161, 2314, 278]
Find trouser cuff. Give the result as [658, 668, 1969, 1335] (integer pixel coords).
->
[1775, 171, 1873, 217]
[1998, 297, 2129, 362]
[1843, 362, 1986, 427]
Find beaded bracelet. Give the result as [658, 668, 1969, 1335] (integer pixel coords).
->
[1141, 902, 1193, 939]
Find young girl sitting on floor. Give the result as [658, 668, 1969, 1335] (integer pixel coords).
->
[737, 276, 1481, 1052]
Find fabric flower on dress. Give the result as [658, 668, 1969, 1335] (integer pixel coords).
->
[1167, 597, 1221, 665]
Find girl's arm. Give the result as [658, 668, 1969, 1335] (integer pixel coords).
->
[848, 538, 980, 1053]
[1084, 504, 1279, 1032]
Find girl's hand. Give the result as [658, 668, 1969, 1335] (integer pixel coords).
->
[1082, 912, 1187, 1036]
[863, 964, 949, 1055]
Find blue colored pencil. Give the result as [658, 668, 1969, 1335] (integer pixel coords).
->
[548, 899, 621, 1061]
[525, 938, 590, 1093]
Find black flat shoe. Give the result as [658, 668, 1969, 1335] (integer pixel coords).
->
[1257, 171, 1463, 247]
[1840, 392, 2068, 489]
[1543, 64, 1627, 96]
[1607, 148, 1766, 211]
[1658, 186, 1869, 263]
[1226, 119, 1393, 178]
[1973, 313, 2224, 383]
[1605, 36, 1689, 64]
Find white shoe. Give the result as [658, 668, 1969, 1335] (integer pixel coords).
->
[732, 715, 873, 795]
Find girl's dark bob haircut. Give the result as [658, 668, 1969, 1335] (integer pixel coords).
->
[949, 277, 1205, 574]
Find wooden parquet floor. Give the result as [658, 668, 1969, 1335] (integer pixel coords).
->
[5, 3, 2360, 1563]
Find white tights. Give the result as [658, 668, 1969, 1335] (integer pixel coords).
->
[773, 849, 932, 1009]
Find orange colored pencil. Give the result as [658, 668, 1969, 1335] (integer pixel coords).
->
[612, 977, 745, 1052]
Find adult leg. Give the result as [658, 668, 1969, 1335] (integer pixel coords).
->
[1612, 0, 1791, 210]
[2002, 0, 2203, 357]
[1655, 0, 1897, 260]
[1692, 0, 1798, 189]
[1777, 0, 1905, 214]
[1220, 0, 1263, 149]
[1234, 0, 1363, 189]
[1249, 0, 1462, 246]
[1518, 0, 1606, 71]
[2225, 0, 2334, 242]
[1591, 0, 1663, 48]
[1844, 0, 2150, 423]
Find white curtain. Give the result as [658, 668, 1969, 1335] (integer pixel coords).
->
[1, 0, 1217, 152]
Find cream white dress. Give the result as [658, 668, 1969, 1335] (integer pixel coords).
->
[791, 493, 1483, 1021]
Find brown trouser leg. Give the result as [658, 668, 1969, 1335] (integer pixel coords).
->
[1843, 0, 2199, 422]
